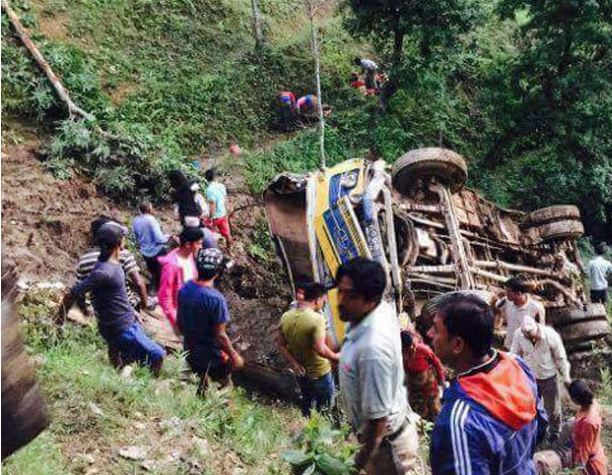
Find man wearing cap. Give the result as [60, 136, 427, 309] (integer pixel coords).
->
[511, 317, 571, 443]
[177, 248, 244, 395]
[76, 217, 150, 312]
[158, 228, 203, 330]
[496, 276, 546, 350]
[276, 282, 339, 416]
[56, 222, 166, 374]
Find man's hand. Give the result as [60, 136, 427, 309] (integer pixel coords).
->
[231, 353, 245, 371]
[290, 362, 306, 377]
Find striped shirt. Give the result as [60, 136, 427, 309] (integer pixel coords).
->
[76, 247, 139, 282]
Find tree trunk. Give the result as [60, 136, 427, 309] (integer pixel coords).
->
[2, 0, 94, 121]
[251, 0, 264, 51]
[381, 16, 404, 106]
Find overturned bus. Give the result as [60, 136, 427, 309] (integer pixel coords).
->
[264, 148, 611, 379]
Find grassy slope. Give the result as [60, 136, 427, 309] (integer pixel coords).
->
[2, 0, 363, 200]
[3, 289, 303, 474]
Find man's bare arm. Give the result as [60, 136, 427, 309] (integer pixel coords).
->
[354, 417, 388, 471]
[214, 323, 244, 369]
[313, 338, 340, 363]
[275, 327, 306, 375]
[128, 270, 149, 309]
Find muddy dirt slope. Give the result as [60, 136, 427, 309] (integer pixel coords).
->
[1, 124, 292, 368]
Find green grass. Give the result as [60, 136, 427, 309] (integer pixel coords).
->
[3, 289, 303, 474]
[2, 0, 363, 202]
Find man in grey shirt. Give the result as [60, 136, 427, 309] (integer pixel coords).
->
[336, 258, 418, 474]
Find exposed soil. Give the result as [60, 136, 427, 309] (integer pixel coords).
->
[1, 120, 291, 367]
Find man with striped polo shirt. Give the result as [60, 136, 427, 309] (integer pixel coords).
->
[75, 217, 150, 312]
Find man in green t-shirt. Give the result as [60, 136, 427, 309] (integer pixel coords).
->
[276, 283, 339, 416]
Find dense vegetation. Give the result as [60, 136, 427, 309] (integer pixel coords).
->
[2, 0, 610, 239]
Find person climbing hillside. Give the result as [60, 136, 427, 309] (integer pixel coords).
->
[277, 90, 303, 131]
[169, 170, 209, 228]
[354, 57, 379, 92]
[205, 168, 233, 254]
[56, 222, 166, 375]
[296, 94, 318, 121]
[76, 217, 150, 312]
[177, 248, 244, 396]
[158, 227, 203, 331]
[276, 282, 339, 416]
[132, 202, 174, 294]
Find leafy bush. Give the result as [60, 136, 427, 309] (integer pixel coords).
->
[282, 413, 358, 475]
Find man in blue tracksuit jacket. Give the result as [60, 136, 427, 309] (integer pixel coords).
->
[428, 292, 548, 475]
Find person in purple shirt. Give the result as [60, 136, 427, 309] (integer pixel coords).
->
[132, 202, 173, 293]
[56, 222, 166, 375]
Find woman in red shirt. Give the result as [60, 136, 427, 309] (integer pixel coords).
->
[400, 331, 445, 421]
[568, 379, 608, 475]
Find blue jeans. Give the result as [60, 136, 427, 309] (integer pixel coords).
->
[107, 323, 165, 369]
[297, 372, 335, 416]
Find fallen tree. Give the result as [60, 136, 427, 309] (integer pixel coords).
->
[2, 0, 94, 121]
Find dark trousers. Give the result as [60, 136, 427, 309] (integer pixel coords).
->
[590, 289, 608, 303]
[297, 372, 334, 417]
[144, 250, 165, 292]
[537, 376, 562, 440]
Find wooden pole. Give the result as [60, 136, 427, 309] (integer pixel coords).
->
[307, 0, 325, 170]
[2, 0, 94, 121]
[251, 0, 264, 50]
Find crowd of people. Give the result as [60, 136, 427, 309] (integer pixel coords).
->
[53, 165, 610, 475]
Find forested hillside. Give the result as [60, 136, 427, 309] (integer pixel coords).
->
[3, 0, 610, 239]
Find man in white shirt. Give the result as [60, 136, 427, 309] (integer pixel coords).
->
[587, 243, 612, 303]
[354, 57, 379, 91]
[510, 317, 571, 442]
[337, 257, 418, 474]
[497, 277, 546, 349]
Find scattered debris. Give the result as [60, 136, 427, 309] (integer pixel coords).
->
[140, 459, 157, 471]
[118, 445, 148, 461]
[88, 402, 104, 417]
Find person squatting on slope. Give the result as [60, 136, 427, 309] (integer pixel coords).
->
[177, 248, 244, 396]
[428, 292, 547, 475]
[337, 258, 419, 475]
[276, 282, 339, 416]
[56, 222, 165, 375]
